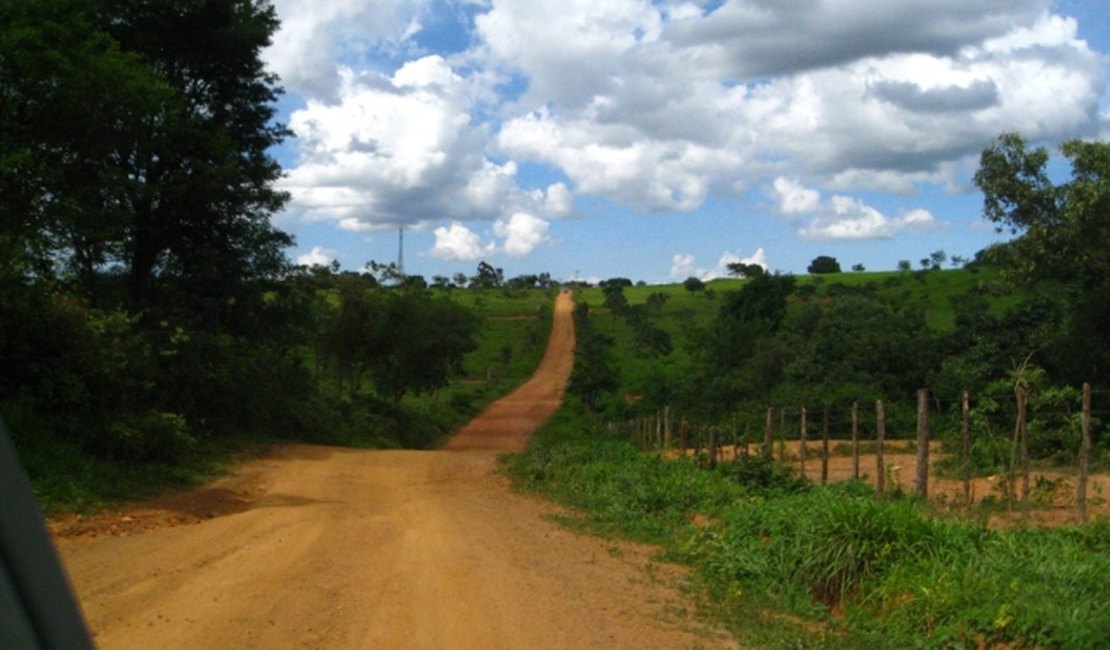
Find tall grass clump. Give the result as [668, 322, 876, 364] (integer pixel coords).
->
[851, 522, 1110, 648]
[505, 403, 743, 543]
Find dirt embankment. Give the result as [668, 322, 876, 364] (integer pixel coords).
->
[55, 291, 737, 650]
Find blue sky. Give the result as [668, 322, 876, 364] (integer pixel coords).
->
[262, 0, 1109, 284]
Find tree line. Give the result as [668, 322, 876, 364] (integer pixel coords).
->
[0, 1, 495, 466]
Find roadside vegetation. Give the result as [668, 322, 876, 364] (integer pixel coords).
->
[4, 257, 558, 514]
[506, 405, 1109, 648]
[510, 134, 1110, 647]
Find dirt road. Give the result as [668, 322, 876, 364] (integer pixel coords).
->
[56, 292, 736, 650]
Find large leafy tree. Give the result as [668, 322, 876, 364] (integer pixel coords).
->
[0, 0, 168, 288]
[2, 0, 297, 447]
[974, 133, 1110, 382]
[90, 0, 292, 324]
[1, 0, 291, 325]
[807, 256, 841, 274]
[369, 292, 480, 402]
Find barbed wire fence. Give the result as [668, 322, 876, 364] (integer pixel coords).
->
[607, 384, 1107, 524]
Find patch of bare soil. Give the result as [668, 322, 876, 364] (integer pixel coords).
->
[55, 291, 738, 650]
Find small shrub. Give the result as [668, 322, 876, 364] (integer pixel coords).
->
[724, 455, 809, 496]
[87, 411, 195, 463]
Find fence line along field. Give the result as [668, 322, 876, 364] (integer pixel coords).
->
[611, 382, 1106, 527]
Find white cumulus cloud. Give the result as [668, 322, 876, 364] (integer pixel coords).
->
[429, 222, 494, 261]
[773, 178, 821, 214]
[773, 178, 944, 240]
[494, 212, 551, 257]
[670, 248, 770, 280]
[264, 0, 432, 99]
[297, 245, 339, 267]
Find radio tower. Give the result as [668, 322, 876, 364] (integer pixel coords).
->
[397, 227, 405, 278]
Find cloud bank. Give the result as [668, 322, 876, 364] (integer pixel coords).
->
[266, 0, 1106, 261]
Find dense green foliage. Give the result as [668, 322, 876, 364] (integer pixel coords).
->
[2, 0, 300, 475]
[0, 0, 557, 511]
[570, 264, 1107, 469]
[3, 267, 554, 512]
[975, 133, 1110, 384]
[807, 255, 842, 274]
[506, 403, 1110, 648]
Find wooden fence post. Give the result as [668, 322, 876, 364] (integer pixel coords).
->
[664, 406, 672, 450]
[915, 389, 930, 498]
[821, 405, 830, 485]
[962, 390, 971, 505]
[851, 401, 860, 480]
[680, 418, 689, 455]
[708, 426, 718, 468]
[779, 408, 786, 460]
[764, 408, 774, 461]
[1079, 383, 1092, 524]
[731, 417, 739, 460]
[876, 400, 886, 497]
[799, 406, 808, 480]
[1016, 383, 1030, 517]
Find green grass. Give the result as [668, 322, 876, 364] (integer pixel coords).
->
[504, 401, 1110, 649]
[7, 414, 243, 515]
[797, 267, 1016, 330]
[583, 267, 1013, 331]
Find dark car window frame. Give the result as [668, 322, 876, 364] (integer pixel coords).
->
[0, 417, 94, 649]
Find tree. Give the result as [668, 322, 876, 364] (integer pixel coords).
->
[851, 263, 866, 272]
[807, 256, 841, 274]
[726, 262, 766, 278]
[698, 273, 796, 374]
[645, 291, 670, 313]
[601, 283, 630, 315]
[323, 279, 385, 396]
[897, 260, 912, 272]
[683, 276, 706, 292]
[471, 261, 503, 289]
[974, 132, 1110, 382]
[368, 292, 479, 401]
[0, 0, 170, 288]
[567, 302, 618, 411]
[322, 284, 479, 401]
[91, 0, 292, 321]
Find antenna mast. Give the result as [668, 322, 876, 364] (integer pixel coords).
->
[397, 227, 405, 278]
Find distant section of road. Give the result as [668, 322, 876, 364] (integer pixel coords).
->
[57, 290, 737, 649]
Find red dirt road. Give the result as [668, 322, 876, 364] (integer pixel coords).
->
[56, 292, 736, 649]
